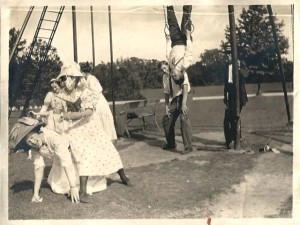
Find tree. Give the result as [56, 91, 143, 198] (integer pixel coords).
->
[9, 28, 27, 108]
[9, 30, 62, 107]
[221, 5, 289, 94]
[28, 39, 62, 105]
[187, 48, 227, 86]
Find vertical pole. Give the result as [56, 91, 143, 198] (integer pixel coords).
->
[267, 5, 291, 123]
[108, 6, 117, 128]
[9, 6, 34, 117]
[291, 5, 294, 64]
[72, 6, 78, 63]
[90, 6, 96, 74]
[228, 5, 240, 149]
[9, 6, 34, 63]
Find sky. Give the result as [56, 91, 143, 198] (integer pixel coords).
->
[9, 5, 294, 65]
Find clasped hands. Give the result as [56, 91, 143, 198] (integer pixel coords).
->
[60, 111, 82, 121]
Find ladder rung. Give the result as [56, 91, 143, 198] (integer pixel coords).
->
[47, 10, 59, 13]
[43, 19, 57, 22]
[37, 37, 50, 39]
[40, 28, 53, 31]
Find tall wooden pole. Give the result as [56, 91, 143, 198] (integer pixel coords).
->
[228, 5, 240, 149]
[267, 5, 291, 123]
[72, 6, 78, 62]
[90, 6, 96, 74]
[108, 6, 116, 128]
[9, 6, 34, 63]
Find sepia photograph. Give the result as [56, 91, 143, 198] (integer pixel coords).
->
[1, 0, 299, 224]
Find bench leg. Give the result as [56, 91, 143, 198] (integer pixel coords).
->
[154, 116, 161, 131]
[142, 117, 146, 130]
[125, 126, 131, 138]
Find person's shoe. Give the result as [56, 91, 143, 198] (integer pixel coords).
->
[121, 178, 134, 187]
[79, 192, 91, 203]
[162, 144, 177, 150]
[180, 148, 193, 155]
[225, 142, 231, 149]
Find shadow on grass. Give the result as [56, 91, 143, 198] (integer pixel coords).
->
[10, 165, 53, 193]
[127, 130, 230, 153]
[192, 135, 224, 146]
[127, 131, 164, 146]
[107, 178, 122, 186]
[250, 130, 292, 145]
[10, 179, 51, 194]
[10, 180, 33, 193]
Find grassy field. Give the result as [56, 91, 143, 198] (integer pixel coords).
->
[7, 82, 294, 219]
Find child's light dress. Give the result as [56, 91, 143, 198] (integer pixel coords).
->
[86, 75, 117, 140]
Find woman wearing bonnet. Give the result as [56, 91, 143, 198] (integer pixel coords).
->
[57, 62, 132, 203]
[79, 62, 117, 141]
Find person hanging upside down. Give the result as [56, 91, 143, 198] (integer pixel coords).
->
[158, 5, 194, 155]
[165, 5, 193, 84]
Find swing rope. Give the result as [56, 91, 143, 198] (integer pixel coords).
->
[184, 19, 195, 34]
[291, 4, 294, 63]
[163, 6, 194, 38]
[163, 6, 169, 38]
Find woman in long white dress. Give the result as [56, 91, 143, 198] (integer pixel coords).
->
[31, 79, 107, 197]
[79, 62, 117, 141]
[57, 62, 132, 203]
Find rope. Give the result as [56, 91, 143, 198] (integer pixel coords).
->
[163, 6, 169, 38]
[291, 4, 294, 63]
[184, 20, 195, 34]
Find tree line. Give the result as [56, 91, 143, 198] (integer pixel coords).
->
[9, 5, 293, 106]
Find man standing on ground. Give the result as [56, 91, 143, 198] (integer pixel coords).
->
[223, 55, 249, 149]
[158, 5, 194, 155]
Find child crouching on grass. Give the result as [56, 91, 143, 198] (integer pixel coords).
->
[9, 117, 80, 203]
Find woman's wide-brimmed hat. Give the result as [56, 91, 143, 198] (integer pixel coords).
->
[9, 117, 44, 152]
[57, 62, 83, 80]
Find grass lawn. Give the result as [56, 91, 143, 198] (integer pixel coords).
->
[7, 83, 293, 219]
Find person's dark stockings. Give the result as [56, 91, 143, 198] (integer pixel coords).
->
[117, 169, 133, 186]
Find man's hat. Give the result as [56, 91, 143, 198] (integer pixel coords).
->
[9, 117, 44, 152]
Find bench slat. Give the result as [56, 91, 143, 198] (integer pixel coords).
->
[120, 99, 161, 138]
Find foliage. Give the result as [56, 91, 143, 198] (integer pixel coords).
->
[9, 27, 62, 107]
[92, 57, 162, 101]
[27, 39, 63, 105]
[187, 49, 227, 86]
[9, 28, 27, 107]
[221, 5, 289, 80]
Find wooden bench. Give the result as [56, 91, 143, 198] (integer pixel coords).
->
[119, 99, 161, 138]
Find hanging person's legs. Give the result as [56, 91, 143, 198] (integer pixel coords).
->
[181, 5, 193, 36]
[167, 6, 186, 47]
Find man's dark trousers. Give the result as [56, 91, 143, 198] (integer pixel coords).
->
[162, 93, 193, 150]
